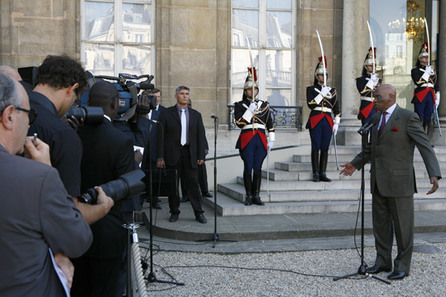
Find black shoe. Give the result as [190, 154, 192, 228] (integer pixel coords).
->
[387, 271, 409, 280]
[151, 202, 162, 209]
[169, 213, 179, 222]
[195, 213, 207, 224]
[312, 172, 320, 182]
[319, 172, 332, 182]
[202, 192, 213, 198]
[366, 265, 391, 274]
[244, 195, 252, 205]
[252, 196, 264, 206]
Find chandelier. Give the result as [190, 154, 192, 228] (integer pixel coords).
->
[405, 0, 425, 41]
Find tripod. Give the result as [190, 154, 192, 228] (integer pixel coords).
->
[198, 115, 237, 247]
[333, 123, 390, 285]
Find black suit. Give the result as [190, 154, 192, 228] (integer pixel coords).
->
[72, 118, 135, 297]
[157, 105, 206, 215]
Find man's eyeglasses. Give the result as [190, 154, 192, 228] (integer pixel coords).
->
[15, 107, 37, 124]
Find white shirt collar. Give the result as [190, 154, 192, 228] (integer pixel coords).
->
[104, 114, 111, 122]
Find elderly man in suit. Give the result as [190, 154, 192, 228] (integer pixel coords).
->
[0, 71, 100, 296]
[157, 86, 207, 223]
[341, 84, 441, 280]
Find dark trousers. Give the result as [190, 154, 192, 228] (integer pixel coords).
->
[414, 93, 434, 124]
[240, 134, 267, 174]
[71, 254, 126, 297]
[198, 162, 209, 194]
[168, 146, 204, 215]
[372, 187, 414, 273]
[309, 117, 332, 152]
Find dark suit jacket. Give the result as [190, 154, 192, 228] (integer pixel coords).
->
[351, 105, 441, 197]
[157, 105, 206, 168]
[78, 118, 135, 258]
[0, 145, 92, 296]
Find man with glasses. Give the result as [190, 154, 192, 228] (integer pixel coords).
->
[0, 71, 105, 296]
[27, 55, 113, 224]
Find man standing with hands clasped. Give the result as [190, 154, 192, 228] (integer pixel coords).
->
[157, 86, 207, 224]
[340, 84, 441, 280]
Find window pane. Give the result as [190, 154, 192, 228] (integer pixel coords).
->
[266, 89, 291, 106]
[232, 9, 259, 47]
[232, 88, 244, 104]
[232, 49, 259, 88]
[266, 11, 292, 48]
[267, 0, 291, 9]
[124, 0, 151, 2]
[83, 44, 115, 75]
[122, 46, 151, 75]
[265, 50, 291, 88]
[122, 4, 151, 43]
[84, 2, 114, 41]
[233, 0, 258, 8]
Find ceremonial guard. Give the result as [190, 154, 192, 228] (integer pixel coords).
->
[356, 47, 381, 125]
[235, 67, 275, 206]
[411, 42, 440, 134]
[306, 56, 341, 182]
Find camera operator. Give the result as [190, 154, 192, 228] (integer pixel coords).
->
[27, 55, 114, 224]
[0, 71, 103, 296]
[71, 80, 136, 297]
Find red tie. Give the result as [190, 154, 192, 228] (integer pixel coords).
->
[378, 111, 387, 137]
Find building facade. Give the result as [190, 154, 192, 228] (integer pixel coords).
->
[1, 0, 444, 145]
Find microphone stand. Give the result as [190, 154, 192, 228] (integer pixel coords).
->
[333, 122, 390, 285]
[198, 115, 237, 247]
[146, 120, 184, 286]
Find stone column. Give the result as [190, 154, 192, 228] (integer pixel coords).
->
[432, 1, 446, 144]
[336, 0, 369, 145]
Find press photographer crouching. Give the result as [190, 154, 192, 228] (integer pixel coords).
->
[71, 80, 145, 297]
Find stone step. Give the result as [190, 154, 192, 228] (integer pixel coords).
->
[219, 181, 446, 203]
[203, 191, 446, 217]
[293, 152, 446, 163]
[264, 165, 439, 181]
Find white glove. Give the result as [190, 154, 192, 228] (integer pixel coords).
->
[365, 73, 379, 90]
[242, 102, 258, 122]
[333, 124, 339, 136]
[267, 141, 274, 151]
[421, 66, 434, 82]
[435, 92, 440, 108]
[320, 86, 332, 98]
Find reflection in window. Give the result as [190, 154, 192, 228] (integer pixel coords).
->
[231, 1, 294, 106]
[81, 0, 154, 76]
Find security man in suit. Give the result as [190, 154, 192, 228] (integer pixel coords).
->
[234, 67, 275, 206]
[411, 42, 440, 134]
[306, 56, 341, 182]
[356, 47, 381, 125]
[341, 84, 441, 280]
[157, 86, 207, 224]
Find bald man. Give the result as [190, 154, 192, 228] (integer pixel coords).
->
[341, 84, 441, 280]
[72, 80, 136, 297]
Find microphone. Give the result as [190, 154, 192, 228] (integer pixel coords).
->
[357, 121, 375, 135]
[210, 114, 218, 119]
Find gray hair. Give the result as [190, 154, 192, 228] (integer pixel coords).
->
[0, 71, 21, 113]
[175, 86, 190, 94]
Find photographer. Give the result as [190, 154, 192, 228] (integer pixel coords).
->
[72, 80, 136, 297]
[0, 71, 100, 296]
[27, 55, 114, 224]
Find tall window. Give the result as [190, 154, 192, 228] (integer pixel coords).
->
[231, 0, 295, 106]
[80, 0, 155, 77]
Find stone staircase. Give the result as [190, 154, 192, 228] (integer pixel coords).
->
[204, 145, 446, 216]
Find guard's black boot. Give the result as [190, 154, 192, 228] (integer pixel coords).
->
[319, 151, 332, 182]
[243, 172, 253, 205]
[423, 121, 430, 135]
[251, 173, 264, 206]
[311, 150, 320, 182]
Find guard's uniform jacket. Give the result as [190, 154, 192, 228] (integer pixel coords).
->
[411, 66, 439, 104]
[235, 98, 275, 151]
[356, 74, 381, 124]
[306, 84, 340, 131]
